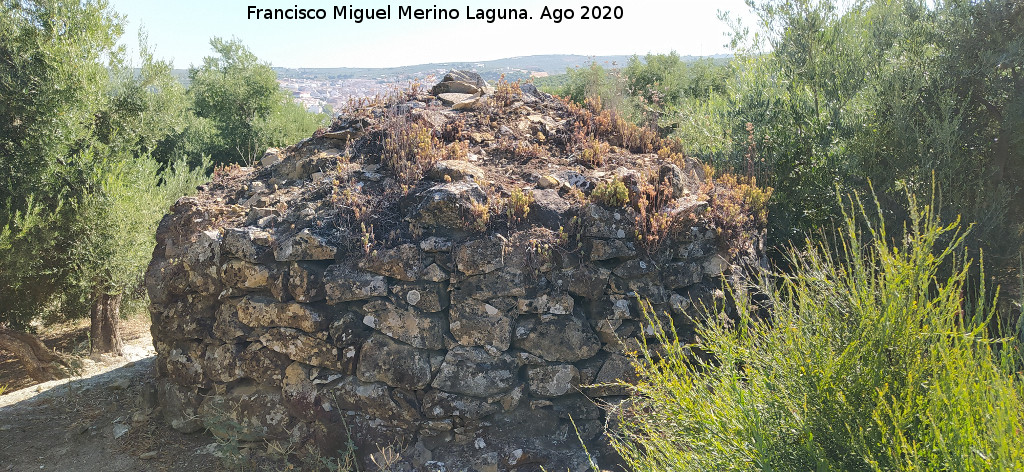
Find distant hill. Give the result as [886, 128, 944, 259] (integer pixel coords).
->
[271, 54, 731, 81]
[169, 53, 732, 84]
[269, 55, 639, 82]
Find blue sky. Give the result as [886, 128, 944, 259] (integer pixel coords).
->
[107, 0, 758, 69]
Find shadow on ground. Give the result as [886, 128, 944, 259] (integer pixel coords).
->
[0, 357, 223, 472]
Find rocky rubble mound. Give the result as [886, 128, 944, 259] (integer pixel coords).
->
[146, 71, 766, 471]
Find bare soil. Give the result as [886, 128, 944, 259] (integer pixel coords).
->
[0, 318, 224, 472]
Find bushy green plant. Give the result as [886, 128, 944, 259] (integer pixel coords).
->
[614, 194, 1024, 471]
[189, 37, 328, 166]
[558, 62, 621, 108]
[505, 188, 534, 224]
[590, 179, 629, 208]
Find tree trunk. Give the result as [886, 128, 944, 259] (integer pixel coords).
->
[90, 291, 124, 355]
[0, 328, 69, 382]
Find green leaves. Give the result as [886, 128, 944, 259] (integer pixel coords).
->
[188, 37, 327, 166]
[616, 194, 1024, 471]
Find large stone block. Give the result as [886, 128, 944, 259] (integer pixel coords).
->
[515, 314, 601, 362]
[274, 229, 337, 261]
[356, 334, 439, 390]
[431, 347, 516, 397]
[259, 328, 342, 369]
[359, 243, 423, 281]
[361, 299, 446, 350]
[449, 297, 516, 350]
[324, 263, 388, 303]
[236, 295, 330, 333]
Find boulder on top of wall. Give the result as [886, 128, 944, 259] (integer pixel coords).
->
[430, 70, 492, 95]
[414, 181, 489, 229]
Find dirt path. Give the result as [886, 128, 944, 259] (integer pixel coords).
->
[0, 330, 224, 472]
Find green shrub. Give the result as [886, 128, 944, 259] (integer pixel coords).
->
[614, 194, 1024, 471]
[590, 179, 629, 208]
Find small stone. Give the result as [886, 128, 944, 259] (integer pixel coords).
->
[527, 364, 580, 397]
[139, 451, 158, 460]
[420, 263, 449, 282]
[113, 423, 129, 439]
[468, 132, 494, 144]
[452, 97, 482, 110]
[427, 160, 485, 182]
[437, 92, 476, 105]
[419, 237, 453, 253]
[537, 175, 559, 189]
[260, 148, 282, 167]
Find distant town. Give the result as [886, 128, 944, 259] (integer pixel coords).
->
[171, 54, 728, 115]
[278, 75, 426, 114]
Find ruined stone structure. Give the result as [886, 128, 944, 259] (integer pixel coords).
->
[146, 72, 764, 471]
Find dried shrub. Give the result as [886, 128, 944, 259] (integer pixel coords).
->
[382, 115, 467, 183]
[330, 174, 368, 225]
[705, 173, 773, 254]
[441, 118, 465, 142]
[563, 94, 672, 155]
[578, 136, 609, 167]
[558, 215, 585, 252]
[494, 137, 548, 160]
[438, 140, 469, 160]
[382, 119, 437, 184]
[467, 201, 490, 232]
[633, 175, 677, 251]
[492, 74, 523, 109]
[657, 146, 686, 168]
[565, 186, 587, 206]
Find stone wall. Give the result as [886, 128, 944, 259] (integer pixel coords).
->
[145, 74, 763, 471]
